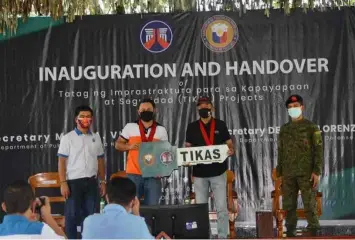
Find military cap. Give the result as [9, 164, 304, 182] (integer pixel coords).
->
[285, 94, 303, 107]
[197, 95, 212, 106]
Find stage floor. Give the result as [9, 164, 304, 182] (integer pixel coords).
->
[210, 220, 355, 239]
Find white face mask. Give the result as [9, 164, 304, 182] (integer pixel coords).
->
[288, 107, 302, 119]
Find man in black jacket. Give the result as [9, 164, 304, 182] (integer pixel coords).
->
[185, 96, 235, 239]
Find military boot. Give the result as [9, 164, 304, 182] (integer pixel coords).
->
[286, 226, 297, 237]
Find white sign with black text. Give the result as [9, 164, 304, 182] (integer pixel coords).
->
[177, 144, 229, 166]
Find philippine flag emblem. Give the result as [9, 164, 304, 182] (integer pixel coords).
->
[140, 20, 173, 53]
[201, 15, 238, 53]
[211, 23, 228, 43]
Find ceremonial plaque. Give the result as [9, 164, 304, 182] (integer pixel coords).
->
[176, 144, 229, 166]
[138, 141, 178, 178]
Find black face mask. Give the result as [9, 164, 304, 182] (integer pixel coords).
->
[140, 111, 154, 122]
[198, 108, 211, 119]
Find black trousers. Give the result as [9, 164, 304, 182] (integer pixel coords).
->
[64, 176, 99, 239]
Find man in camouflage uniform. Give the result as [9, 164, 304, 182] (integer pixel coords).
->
[276, 94, 323, 237]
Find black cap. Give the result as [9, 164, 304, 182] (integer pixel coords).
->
[197, 96, 212, 106]
[285, 94, 303, 107]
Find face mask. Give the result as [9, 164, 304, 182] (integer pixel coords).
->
[77, 118, 92, 128]
[288, 107, 302, 119]
[140, 111, 154, 122]
[199, 108, 211, 119]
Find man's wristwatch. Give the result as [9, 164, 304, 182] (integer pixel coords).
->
[99, 180, 107, 184]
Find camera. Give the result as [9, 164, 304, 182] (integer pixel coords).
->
[35, 197, 46, 214]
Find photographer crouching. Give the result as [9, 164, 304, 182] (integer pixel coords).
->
[0, 180, 66, 238]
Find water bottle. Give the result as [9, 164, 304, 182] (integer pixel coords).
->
[100, 198, 105, 213]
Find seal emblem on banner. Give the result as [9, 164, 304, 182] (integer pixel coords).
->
[142, 153, 155, 166]
[140, 20, 173, 53]
[160, 151, 174, 165]
[201, 15, 238, 53]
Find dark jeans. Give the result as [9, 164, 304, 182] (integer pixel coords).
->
[65, 176, 99, 239]
[127, 174, 161, 205]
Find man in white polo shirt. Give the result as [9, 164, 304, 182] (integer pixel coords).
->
[57, 105, 106, 239]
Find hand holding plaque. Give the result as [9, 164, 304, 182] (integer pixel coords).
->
[138, 141, 177, 178]
[138, 142, 230, 178]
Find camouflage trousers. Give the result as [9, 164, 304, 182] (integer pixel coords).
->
[282, 175, 320, 231]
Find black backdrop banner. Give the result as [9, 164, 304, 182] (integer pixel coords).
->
[0, 8, 355, 222]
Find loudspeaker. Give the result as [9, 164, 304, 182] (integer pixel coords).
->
[256, 210, 274, 238]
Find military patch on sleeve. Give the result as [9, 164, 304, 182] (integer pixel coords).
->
[314, 130, 322, 145]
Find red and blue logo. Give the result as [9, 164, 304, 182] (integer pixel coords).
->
[140, 20, 173, 53]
